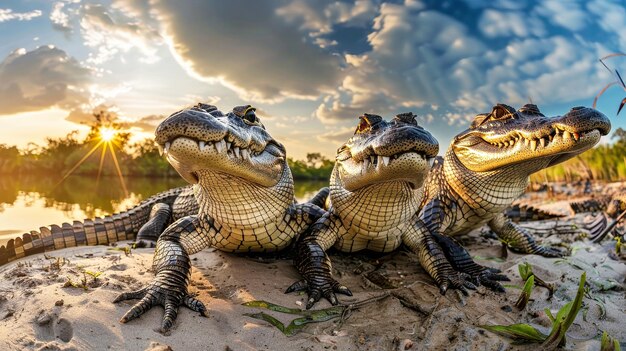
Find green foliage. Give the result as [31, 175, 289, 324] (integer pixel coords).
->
[600, 331, 621, 351]
[288, 153, 333, 180]
[481, 272, 587, 350]
[515, 275, 534, 310]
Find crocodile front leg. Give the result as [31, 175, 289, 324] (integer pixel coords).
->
[489, 213, 562, 257]
[114, 215, 212, 332]
[135, 203, 172, 245]
[404, 216, 476, 295]
[286, 212, 352, 309]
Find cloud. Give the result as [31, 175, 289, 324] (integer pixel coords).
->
[478, 9, 546, 38]
[277, 0, 379, 36]
[0, 8, 42, 22]
[535, 1, 588, 31]
[316, 126, 355, 144]
[315, 4, 486, 122]
[315, 1, 616, 128]
[79, 3, 162, 64]
[50, 2, 72, 32]
[126, 114, 165, 132]
[150, 0, 344, 103]
[0, 46, 91, 116]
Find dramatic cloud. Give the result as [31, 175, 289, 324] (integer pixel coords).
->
[315, 1, 616, 128]
[0, 8, 42, 22]
[50, 2, 72, 32]
[150, 0, 344, 102]
[79, 3, 162, 64]
[0, 46, 91, 116]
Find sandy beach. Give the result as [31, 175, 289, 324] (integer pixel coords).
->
[0, 199, 624, 351]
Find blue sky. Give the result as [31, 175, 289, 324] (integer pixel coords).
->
[0, 0, 625, 159]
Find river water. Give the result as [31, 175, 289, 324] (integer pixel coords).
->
[0, 175, 327, 246]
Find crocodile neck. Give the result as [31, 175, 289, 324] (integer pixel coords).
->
[196, 164, 294, 229]
[443, 149, 537, 211]
[330, 166, 420, 233]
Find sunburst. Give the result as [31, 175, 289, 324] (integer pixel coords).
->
[55, 126, 129, 197]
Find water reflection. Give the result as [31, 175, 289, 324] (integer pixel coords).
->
[0, 175, 327, 245]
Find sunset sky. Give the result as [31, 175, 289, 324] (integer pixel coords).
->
[1, 0, 625, 160]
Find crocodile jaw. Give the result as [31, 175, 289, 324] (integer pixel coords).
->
[337, 152, 430, 192]
[164, 136, 284, 187]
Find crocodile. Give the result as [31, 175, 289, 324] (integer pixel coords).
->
[0, 186, 198, 266]
[288, 112, 489, 308]
[418, 104, 610, 276]
[113, 103, 326, 332]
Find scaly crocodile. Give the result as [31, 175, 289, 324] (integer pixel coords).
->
[0, 186, 198, 265]
[287, 113, 488, 308]
[418, 104, 610, 276]
[113, 103, 326, 332]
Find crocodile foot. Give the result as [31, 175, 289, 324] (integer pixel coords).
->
[527, 245, 564, 258]
[114, 270, 207, 333]
[285, 277, 352, 309]
[432, 233, 509, 292]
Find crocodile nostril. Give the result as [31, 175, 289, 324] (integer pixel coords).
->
[571, 106, 585, 111]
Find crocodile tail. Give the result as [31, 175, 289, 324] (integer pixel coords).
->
[505, 204, 565, 222]
[569, 197, 611, 214]
[0, 186, 188, 266]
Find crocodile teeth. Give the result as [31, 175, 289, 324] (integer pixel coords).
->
[370, 156, 376, 164]
[530, 139, 537, 151]
[157, 144, 164, 156]
[215, 140, 226, 153]
[382, 156, 390, 166]
[226, 142, 232, 150]
[377, 156, 384, 170]
[199, 141, 206, 151]
[234, 147, 241, 158]
[164, 142, 171, 155]
[363, 158, 370, 171]
[562, 130, 571, 140]
[524, 138, 530, 147]
[428, 157, 435, 168]
[241, 148, 250, 160]
[539, 137, 546, 148]
[573, 132, 580, 141]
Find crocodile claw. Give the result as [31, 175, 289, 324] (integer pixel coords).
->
[114, 271, 207, 333]
[438, 272, 476, 296]
[285, 278, 352, 309]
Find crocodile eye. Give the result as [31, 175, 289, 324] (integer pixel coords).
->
[242, 107, 259, 125]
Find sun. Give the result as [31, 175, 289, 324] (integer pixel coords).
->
[100, 127, 117, 142]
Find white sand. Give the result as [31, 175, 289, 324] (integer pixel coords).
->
[0, 221, 624, 350]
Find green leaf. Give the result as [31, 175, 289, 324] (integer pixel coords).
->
[242, 300, 309, 315]
[544, 308, 555, 323]
[542, 272, 587, 349]
[480, 323, 547, 343]
[515, 275, 534, 310]
[601, 330, 622, 351]
[518, 262, 533, 280]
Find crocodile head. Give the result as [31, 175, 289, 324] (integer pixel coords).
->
[335, 113, 439, 191]
[155, 103, 286, 186]
[452, 104, 611, 173]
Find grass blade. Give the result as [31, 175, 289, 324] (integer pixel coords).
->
[515, 275, 534, 310]
[480, 323, 547, 343]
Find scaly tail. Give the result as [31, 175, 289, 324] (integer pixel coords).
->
[0, 187, 188, 265]
[505, 204, 565, 223]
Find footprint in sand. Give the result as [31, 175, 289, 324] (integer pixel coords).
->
[55, 318, 73, 342]
[33, 311, 73, 343]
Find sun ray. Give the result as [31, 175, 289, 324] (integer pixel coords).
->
[95, 142, 108, 189]
[108, 142, 129, 198]
[54, 140, 105, 189]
